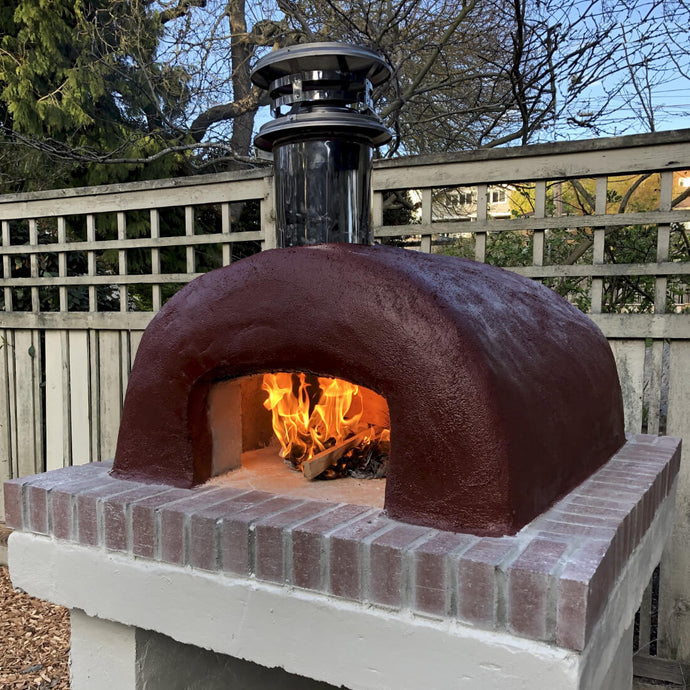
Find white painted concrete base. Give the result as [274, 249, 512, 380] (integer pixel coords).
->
[70, 613, 336, 690]
[599, 624, 634, 690]
[9, 488, 675, 690]
[70, 610, 136, 690]
[135, 627, 339, 689]
[66, 612, 636, 690]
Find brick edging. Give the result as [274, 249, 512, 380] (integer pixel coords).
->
[3, 434, 681, 652]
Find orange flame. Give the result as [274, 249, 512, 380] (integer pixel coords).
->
[262, 372, 375, 466]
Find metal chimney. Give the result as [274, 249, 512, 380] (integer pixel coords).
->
[251, 42, 391, 247]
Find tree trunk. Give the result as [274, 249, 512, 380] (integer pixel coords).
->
[228, 0, 257, 161]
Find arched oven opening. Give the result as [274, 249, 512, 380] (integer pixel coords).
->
[205, 371, 390, 509]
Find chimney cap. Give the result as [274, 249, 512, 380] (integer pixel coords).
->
[250, 42, 391, 90]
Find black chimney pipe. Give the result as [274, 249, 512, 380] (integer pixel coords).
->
[250, 43, 391, 247]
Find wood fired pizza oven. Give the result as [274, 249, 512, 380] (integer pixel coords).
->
[111, 43, 624, 536]
[111, 242, 625, 536]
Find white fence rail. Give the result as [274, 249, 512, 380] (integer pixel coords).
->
[1, 129, 690, 665]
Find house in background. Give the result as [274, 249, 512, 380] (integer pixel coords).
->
[430, 185, 512, 222]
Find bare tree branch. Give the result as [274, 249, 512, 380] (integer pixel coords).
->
[159, 0, 207, 24]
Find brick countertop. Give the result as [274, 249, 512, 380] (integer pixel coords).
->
[3, 434, 681, 652]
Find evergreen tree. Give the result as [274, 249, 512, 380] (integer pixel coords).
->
[0, 0, 193, 190]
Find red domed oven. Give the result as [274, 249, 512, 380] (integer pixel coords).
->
[112, 43, 625, 537]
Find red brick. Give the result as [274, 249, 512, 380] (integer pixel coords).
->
[28, 484, 51, 534]
[556, 501, 627, 520]
[159, 487, 253, 565]
[653, 470, 666, 509]
[556, 540, 612, 650]
[289, 504, 372, 590]
[564, 494, 636, 514]
[101, 486, 176, 553]
[656, 467, 668, 504]
[50, 477, 103, 540]
[32, 462, 111, 487]
[546, 509, 621, 530]
[606, 459, 658, 477]
[637, 487, 651, 536]
[50, 475, 113, 541]
[254, 501, 333, 583]
[626, 433, 651, 445]
[619, 507, 636, 563]
[655, 464, 670, 504]
[631, 443, 677, 459]
[670, 443, 682, 481]
[3, 463, 111, 534]
[367, 524, 433, 608]
[412, 531, 476, 616]
[328, 513, 391, 600]
[190, 490, 272, 571]
[655, 468, 668, 505]
[612, 527, 629, 579]
[102, 486, 163, 551]
[456, 538, 517, 628]
[534, 519, 616, 542]
[652, 435, 681, 451]
[595, 469, 656, 490]
[574, 481, 642, 503]
[508, 537, 569, 640]
[607, 466, 664, 500]
[130, 489, 190, 558]
[220, 496, 303, 576]
[75, 478, 142, 547]
[542, 503, 626, 578]
[557, 577, 588, 651]
[26, 466, 109, 535]
[631, 499, 644, 549]
[618, 447, 671, 466]
[3, 478, 28, 529]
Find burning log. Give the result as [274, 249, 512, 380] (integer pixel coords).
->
[302, 430, 369, 480]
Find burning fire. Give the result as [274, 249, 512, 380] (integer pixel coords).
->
[261, 372, 389, 470]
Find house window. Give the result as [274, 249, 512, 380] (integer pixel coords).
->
[489, 189, 506, 204]
[455, 190, 474, 206]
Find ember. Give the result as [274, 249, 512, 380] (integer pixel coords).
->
[262, 372, 389, 479]
[317, 437, 389, 481]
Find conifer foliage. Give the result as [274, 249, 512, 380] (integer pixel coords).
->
[0, 0, 192, 190]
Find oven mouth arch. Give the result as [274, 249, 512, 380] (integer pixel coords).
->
[202, 370, 391, 472]
[197, 370, 391, 508]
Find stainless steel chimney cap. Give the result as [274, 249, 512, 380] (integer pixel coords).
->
[251, 42, 392, 152]
[251, 42, 392, 246]
[250, 42, 391, 90]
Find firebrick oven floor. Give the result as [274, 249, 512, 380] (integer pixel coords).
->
[206, 445, 386, 509]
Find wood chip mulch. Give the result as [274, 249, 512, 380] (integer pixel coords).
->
[0, 566, 69, 689]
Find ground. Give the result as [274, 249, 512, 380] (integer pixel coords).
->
[0, 566, 69, 689]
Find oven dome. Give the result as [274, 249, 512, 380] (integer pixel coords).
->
[112, 243, 625, 536]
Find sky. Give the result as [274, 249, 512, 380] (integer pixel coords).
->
[158, 0, 690, 152]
